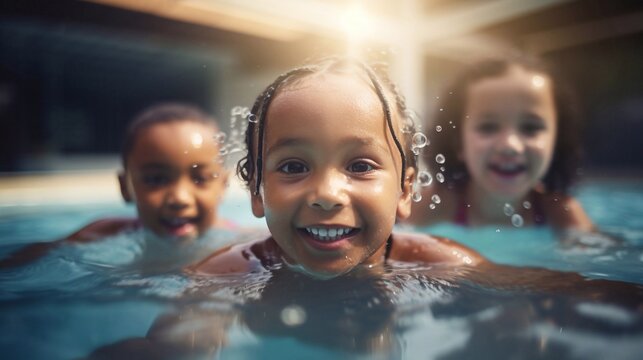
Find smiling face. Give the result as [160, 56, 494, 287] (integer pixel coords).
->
[120, 121, 227, 244]
[251, 73, 413, 278]
[461, 65, 557, 202]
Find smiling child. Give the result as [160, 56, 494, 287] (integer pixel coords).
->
[190, 58, 483, 279]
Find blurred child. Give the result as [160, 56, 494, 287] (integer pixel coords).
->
[407, 56, 595, 231]
[0, 103, 230, 268]
[191, 57, 485, 279]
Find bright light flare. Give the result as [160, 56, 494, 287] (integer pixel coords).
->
[191, 132, 204, 148]
[531, 74, 546, 88]
[340, 4, 372, 42]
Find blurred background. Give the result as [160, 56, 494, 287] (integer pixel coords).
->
[0, 0, 641, 204]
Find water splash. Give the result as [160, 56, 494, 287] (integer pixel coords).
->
[418, 171, 433, 187]
[511, 214, 524, 227]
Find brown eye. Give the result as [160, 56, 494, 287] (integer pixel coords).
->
[278, 161, 308, 174]
[142, 174, 169, 186]
[348, 161, 374, 173]
[476, 122, 499, 135]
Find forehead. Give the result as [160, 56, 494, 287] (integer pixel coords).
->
[466, 66, 554, 112]
[128, 121, 219, 162]
[265, 73, 394, 140]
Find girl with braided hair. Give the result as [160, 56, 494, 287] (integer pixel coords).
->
[191, 57, 484, 278]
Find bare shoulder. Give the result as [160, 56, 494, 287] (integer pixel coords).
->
[406, 185, 458, 226]
[541, 193, 595, 231]
[66, 217, 139, 243]
[187, 238, 275, 275]
[389, 231, 486, 266]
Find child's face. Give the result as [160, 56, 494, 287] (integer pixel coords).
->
[120, 121, 227, 243]
[251, 74, 413, 278]
[461, 66, 557, 201]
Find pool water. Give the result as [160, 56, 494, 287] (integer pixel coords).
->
[0, 180, 642, 359]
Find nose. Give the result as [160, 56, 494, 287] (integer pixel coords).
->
[498, 131, 525, 156]
[165, 181, 194, 210]
[307, 169, 349, 211]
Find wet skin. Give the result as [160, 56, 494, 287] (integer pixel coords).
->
[248, 74, 415, 278]
[120, 121, 228, 245]
[461, 65, 557, 207]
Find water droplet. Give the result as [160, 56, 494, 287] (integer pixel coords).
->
[418, 171, 433, 186]
[435, 154, 445, 164]
[412, 147, 420, 156]
[412, 132, 428, 148]
[429, 203, 436, 210]
[247, 114, 258, 123]
[511, 214, 524, 227]
[412, 192, 422, 202]
[495, 228, 500, 233]
[281, 305, 306, 327]
[440, 166, 445, 172]
[439, 108, 444, 112]
[219, 148, 229, 156]
[431, 194, 441, 204]
[436, 173, 445, 183]
[214, 132, 227, 144]
[523, 201, 531, 209]
[503, 203, 515, 216]
[231, 106, 243, 116]
[436, 96, 440, 99]
[435, 125, 442, 132]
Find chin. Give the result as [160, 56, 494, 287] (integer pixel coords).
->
[290, 262, 351, 280]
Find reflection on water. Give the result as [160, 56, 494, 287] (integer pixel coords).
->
[1, 255, 642, 360]
[1, 180, 643, 359]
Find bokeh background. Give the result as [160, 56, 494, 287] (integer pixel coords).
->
[1, 0, 641, 203]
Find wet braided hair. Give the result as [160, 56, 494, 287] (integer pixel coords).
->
[237, 57, 418, 195]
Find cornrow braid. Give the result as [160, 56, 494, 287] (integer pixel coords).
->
[237, 66, 317, 195]
[359, 63, 407, 189]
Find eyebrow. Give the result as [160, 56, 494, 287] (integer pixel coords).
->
[266, 136, 389, 155]
[139, 163, 170, 170]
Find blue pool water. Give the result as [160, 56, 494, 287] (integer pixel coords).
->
[0, 179, 642, 359]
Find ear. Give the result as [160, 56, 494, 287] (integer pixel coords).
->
[118, 172, 133, 203]
[250, 187, 265, 218]
[396, 167, 415, 220]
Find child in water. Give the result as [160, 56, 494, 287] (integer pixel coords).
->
[87, 58, 641, 360]
[1, 103, 231, 268]
[407, 56, 595, 231]
[191, 57, 485, 279]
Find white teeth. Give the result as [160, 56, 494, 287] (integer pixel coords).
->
[304, 227, 354, 242]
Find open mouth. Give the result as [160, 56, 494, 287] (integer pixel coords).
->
[300, 226, 359, 243]
[488, 163, 527, 177]
[160, 216, 199, 237]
